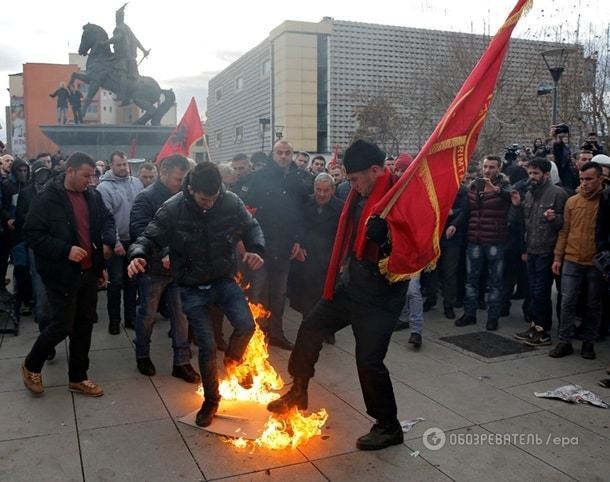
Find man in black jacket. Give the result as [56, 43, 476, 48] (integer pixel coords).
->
[242, 140, 312, 349]
[127, 161, 265, 427]
[129, 154, 199, 383]
[267, 140, 408, 451]
[21, 152, 116, 397]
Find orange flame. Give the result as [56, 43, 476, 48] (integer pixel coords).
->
[196, 275, 328, 450]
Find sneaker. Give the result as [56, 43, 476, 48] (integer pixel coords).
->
[525, 330, 552, 347]
[172, 364, 201, 384]
[514, 322, 536, 341]
[581, 342, 596, 360]
[137, 357, 156, 376]
[549, 342, 573, 358]
[454, 314, 476, 327]
[21, 362, 44, 394]
[408, 332, 422, 348]
[69, 379, 103, 397]
[356, 421, 404, 451]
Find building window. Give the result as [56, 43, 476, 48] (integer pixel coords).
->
[109, 106, 112, 112]
[215, 131, 222, 148]
[235, 126, 244, 143]
[262, 59, 271, 77]
[235, 76, 244, 91]
[215, 88, 223, 103]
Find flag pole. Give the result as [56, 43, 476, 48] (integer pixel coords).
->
[202, 135, 213, 163]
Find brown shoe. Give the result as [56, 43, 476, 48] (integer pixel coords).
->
[21, 362, 44, 394]
[69, 379, 104, 397]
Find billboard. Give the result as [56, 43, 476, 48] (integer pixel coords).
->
[10, 96, 26, 156]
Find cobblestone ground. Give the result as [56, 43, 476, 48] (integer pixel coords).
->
[1, 291, 609, 481]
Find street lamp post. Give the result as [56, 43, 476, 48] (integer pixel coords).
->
[259, 117, 270, 152]
[541, 48, 575, 125]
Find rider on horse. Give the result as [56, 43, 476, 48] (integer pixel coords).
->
[103, 3, 150, 106]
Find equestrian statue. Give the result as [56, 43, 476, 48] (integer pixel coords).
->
[70, 4, 174, 125]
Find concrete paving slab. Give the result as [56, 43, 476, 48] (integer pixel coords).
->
[407, 425, 574, 481]
[404, 371, 541, 424]
[483, 411, 609, 481]
[0, 431, 82, 482]
[177, 421, 307, 480]
[74, 377, 168, 430]
[504, 378, 576, 410]
[313, 445, 451, 482]
[87, 347, 143, 383]
[0, 350, 69, 392]
[89, 323, 133, 351]
[308, 346, 361, 395]
[547, 400, 610, 440]
[0, 330, 40, 360]
[151, 373, 203, 419]
[210, 462, 327, 482]
[336, 381, 474, 441]
[0, 387, 75, 441]
[80, 418, 202, 482]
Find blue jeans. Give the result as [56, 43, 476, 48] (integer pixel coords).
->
[135, 274, 191, 366]
[180, 278, 255, 402]
[558, 260, 603, 343]
[526, 253, 554, 332]
[28, 248, 49, 331]
[464, 243, 505, 320]
[399, 275, 424, 334]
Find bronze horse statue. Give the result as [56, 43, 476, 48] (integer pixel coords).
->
[70, 23, 174, 125]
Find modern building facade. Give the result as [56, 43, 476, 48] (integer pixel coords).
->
[206, 18, 583, 161]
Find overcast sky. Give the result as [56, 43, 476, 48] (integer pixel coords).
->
[1, 0, 608, 142]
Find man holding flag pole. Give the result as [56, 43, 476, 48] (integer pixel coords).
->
[267, 0, 533, 451]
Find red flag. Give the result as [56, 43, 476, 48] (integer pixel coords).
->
[374, 0, 532, 280]
[328, 144, 340, 168]
[155, 97, 204, 164]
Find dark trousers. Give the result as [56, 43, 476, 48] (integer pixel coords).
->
[72, 106, 82, 124]
[502, 245, 529, 311]
[425, 246, 461, 309]
[526, 253, 554, 332]
[288, 287, 400, 424]
[106, 245, 137, 325]
[248, 249, 291, 338]
[25, 269, 97, 382]
[0, 232, 11, 285]
[558, 261, 603, 343]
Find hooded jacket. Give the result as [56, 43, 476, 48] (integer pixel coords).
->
[15, 160, 53, 243]
[129, 176, 265, 286]
[1, 159, 30, 243]
[97, 170, 143, 244]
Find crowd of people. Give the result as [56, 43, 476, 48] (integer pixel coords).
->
[1, 123, 610, 450]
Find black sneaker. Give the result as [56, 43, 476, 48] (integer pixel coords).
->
[137, 357, 156, 376]
[454, 315, 476, 327]
[172, 364, 201, 384]
[514, 322, 536, 341]
[581, 342, 596, 360]
[195, 400, 220, 427]
[525, 330, 552, 347]
[408, 332, 422, 348]
[486, 319, 498, 331]
[356, 422, 404, 451]
[549, 342, 573, 358]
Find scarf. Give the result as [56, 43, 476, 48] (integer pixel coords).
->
[322, 169, 394, 300]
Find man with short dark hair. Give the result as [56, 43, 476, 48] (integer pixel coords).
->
[128, 161, 265, 427]
[268, 139, 408, 451]
[35, 153, 52, 169]
[97, 150, 143, 334]
[309, 155, 326, 176]
[294, 151, 310, 170]
[129, 154, 199, 383]
[21, 152, 116, 396]
[138, 162, 158, 188]
[455, 155, 511, 330]
[243, 140, 312, 349]
[550, 162, 605, 359]
[230, 153, 251, 195]
[511, 158, 567, 346]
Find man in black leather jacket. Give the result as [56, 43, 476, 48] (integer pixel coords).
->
[128, 161, 265, 427]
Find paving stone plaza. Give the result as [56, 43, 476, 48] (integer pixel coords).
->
[1, 293, 608, 481]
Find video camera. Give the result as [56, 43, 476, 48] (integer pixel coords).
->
[551, 123, 570, 136]
[504, 144, 521, 163]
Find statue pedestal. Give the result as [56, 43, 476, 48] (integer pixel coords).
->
[40, 124, 174, 161]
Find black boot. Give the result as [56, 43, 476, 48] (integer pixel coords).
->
[267, 377, 309, 413]
[195, 399, 220, 427]
[549, 342, 573, 358]
[581, 342, 596, 360]
[356, 421, 404, 450]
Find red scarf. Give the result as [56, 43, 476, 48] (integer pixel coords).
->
[322, 169, 394, 300]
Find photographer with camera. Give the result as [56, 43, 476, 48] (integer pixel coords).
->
[586, 132, 605, 156]
[550, 162, 605, 360]
[455, 155, 511, 331]
[502, 145, 528, 184]
[551, 124, 579, 191]
[510, 158, 568, 346]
